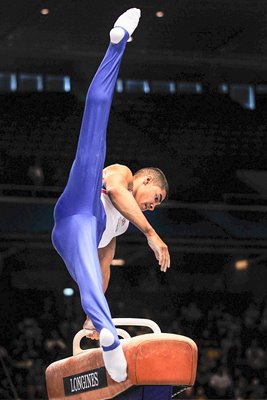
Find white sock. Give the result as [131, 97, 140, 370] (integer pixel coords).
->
[110, 8, 141, 44]
[100, 328, 127, 383]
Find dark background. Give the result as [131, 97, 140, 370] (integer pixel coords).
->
[0, 1, 266, 399]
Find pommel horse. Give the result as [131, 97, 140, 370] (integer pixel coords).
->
[46, 318, 198, 399]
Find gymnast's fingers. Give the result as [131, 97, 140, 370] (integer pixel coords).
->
[161, 247, 170, 272]
[160, 251, 166, 272]
[86, 329, 100, 340]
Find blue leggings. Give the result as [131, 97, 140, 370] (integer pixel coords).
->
[52, 30, 129, 351]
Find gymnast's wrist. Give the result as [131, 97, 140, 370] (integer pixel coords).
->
[144, 227, 156, 238]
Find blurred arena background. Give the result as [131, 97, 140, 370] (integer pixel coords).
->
[0, 1, 267, 399]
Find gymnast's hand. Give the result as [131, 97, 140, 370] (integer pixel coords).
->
[83, 316, 100, 340]
[146, 230, 170, 272]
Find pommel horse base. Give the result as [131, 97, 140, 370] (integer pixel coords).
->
[46, 318, 198, 399]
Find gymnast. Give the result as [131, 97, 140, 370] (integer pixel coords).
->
[52, 8, 170, 383]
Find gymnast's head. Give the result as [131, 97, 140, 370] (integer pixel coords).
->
[132, 167, 169, 211]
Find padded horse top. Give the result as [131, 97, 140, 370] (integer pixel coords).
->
[46, 318, 198, 400]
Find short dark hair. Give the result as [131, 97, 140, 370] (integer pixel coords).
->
[134, 167, 169, 200]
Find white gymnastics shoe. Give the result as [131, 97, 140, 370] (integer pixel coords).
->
[100, 328, 127, 382]
[110, 8, 141, 44]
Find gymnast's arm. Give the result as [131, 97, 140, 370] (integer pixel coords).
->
[103, 165, 170, 272]
[98, 237, 116, 293]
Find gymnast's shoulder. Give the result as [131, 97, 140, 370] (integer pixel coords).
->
[103, 164, 133, 192]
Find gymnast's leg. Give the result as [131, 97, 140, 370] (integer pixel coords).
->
[52, 9, 141, 382]
[54, 8, 141, 219]
[52, 214, 128, 382]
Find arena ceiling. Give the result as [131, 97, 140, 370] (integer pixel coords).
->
[0, 0, 267, 82]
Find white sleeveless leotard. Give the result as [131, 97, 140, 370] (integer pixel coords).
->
[98, 187, 129, 248]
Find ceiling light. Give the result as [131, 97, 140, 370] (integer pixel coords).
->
[40, 8, 49, 15]
[156, 11, 164, 18]
[234, 259, 249, 271]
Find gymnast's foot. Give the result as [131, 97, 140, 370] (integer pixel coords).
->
[110, 8, 141, 44]
[100, 328, 127, 382]
[83, 316, 100, 340]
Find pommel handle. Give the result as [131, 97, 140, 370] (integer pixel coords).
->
[73, 318, 161, 355]
[112, 318, 161, 334]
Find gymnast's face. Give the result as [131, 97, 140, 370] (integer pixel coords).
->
[134, 176, 166, 212]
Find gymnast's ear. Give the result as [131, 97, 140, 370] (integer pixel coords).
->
[143, 175, 153, 185]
